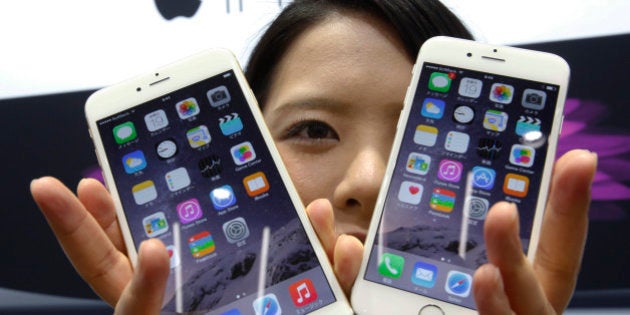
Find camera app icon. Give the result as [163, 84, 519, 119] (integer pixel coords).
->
[207, 85, 231, 107]
[521, 88, 547, 110]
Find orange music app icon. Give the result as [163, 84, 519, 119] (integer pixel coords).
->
[289, 278, 318, 307]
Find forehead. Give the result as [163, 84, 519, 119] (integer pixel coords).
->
[264, 11, 414, 112]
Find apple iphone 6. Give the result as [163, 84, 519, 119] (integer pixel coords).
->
[352, 36, 569, 314]
[85, 49, 352, 315]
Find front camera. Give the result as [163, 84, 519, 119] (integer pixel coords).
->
[136, 87, 142, 92]
[466, 52, 472, 57]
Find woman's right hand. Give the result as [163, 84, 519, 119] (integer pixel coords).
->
[30, 177, 169, 314]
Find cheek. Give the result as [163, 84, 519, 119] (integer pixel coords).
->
[276, 143, 339, 205]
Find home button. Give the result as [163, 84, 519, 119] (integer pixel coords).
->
[418, 304, 445, 315]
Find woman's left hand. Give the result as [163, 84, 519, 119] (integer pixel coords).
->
[306, 149, 597, 313]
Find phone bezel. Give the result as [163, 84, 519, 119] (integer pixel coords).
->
[85, 49, 352, 315]
[352, 36, 569, 314]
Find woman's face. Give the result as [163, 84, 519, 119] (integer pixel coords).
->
[262, 12, 413, 242]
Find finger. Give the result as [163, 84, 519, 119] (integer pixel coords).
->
[114, 239, 169, 315]
[305, 199, 337, 261]
[473, 264, 514, 315]
[333, 234, 363, 296]
[30, 176, 132, 305]
[535, 149, 597, 312]
[484, 202, 554, 314]
[77, 178, 126, 253]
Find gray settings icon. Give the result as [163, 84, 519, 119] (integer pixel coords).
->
[223, 217, 250, 243]
[467, 197, 489, 220]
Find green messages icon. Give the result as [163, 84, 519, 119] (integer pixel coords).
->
[113, 121, 137, 144]
[428, 72, 452, 93]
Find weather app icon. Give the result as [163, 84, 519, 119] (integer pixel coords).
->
[122, 150, 147, 174]
[421, 98, 445, 119]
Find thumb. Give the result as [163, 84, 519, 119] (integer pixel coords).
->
[114, 239, 170, 315]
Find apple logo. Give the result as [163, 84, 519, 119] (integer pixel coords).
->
[154, 0, 202, 20]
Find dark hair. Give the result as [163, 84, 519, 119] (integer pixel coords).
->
[245, 0, 473, 108]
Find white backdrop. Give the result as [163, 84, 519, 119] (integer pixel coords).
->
[0, 0, 628, 100]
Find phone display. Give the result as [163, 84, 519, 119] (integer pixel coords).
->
[353, 37, 569, 314]
[86, 50, 351, 314]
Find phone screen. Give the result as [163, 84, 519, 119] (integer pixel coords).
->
[96, 70, 336, 314]
[364, 62, 561, 309]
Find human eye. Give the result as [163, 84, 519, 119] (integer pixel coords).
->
[281, 120, 339, 144]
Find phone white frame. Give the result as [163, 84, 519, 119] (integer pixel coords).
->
[352, 36, 569, 314]
[85, 49, 353, 315]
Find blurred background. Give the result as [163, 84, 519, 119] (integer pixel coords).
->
[1, 0, 628, 314]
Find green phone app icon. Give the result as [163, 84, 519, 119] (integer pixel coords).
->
[113, 121, 137, 144]
[428, 72, 452, 93]
[378, 253, 405, 278]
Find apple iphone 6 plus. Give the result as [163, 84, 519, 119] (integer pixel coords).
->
[85, 49, 352, 315]
[352, 36, 569, 314]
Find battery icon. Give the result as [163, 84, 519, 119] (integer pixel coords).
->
[546, 86, 556, 91]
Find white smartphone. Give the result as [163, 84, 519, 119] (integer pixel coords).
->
[352, 36, 569, 314]
[85, 49, 352, 315]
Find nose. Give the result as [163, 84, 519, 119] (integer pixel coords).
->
[331, 143, 388, 227]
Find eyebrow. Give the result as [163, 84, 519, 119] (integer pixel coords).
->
[269, 97, 353, 116]
[270, 95, 405, 118]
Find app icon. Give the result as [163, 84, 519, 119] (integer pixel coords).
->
[430, 188, 456, 213]
[453, 105, 475, 124]
[188, 231, 215, 258]
[176, 97, 200, 119]
[421, 98, 445, 119]
[472, 166, 496, 190]
[428, 72, 452, 93]
[378, 253, 405, 278]
[199, 155, 222, 177]
[132, 180, 157, 205]
[510, 144, 536, 167]
[437, 159, 463, 183]
[253, 294, 281, 315]
[477, 138, 503, 160]
[223, 217, 250, 243]
[515, 115, 542, 136]
[219, 113, 243, 136]
[165, 167, 191, 191]
[243, 172, 269, 197]
[414, 125, 438, 147]
[467, 196, 489, 220]
[522, 88, 547, 110]
[406, 152, 431, 175]
[489, 83, 514, 104]
[142, 212, 168, 238]
[483, 110, 509, 132]
[207, 86, 231, 107]
[144, 109, 169, 132]
[166, 245, 180, 268]
[122, 150, 147, 174]
[231, 141, 256, 165]
[289, 278, 318, 307]
[176, 198, 203, 224]
[411, 261, 438, 288]
[503, 173, 530, 197]
[187, 125, 211, 148]
[221, 309, 241, 315]
[444, 131, 470, 153]
[113, 121, 137, 144]
[458, 77, 483, 98]
[445, 270, 473, 297]
[398, 181, 423, 205]
[210, 185, 236, 210]
[156, 138, 178, 160]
